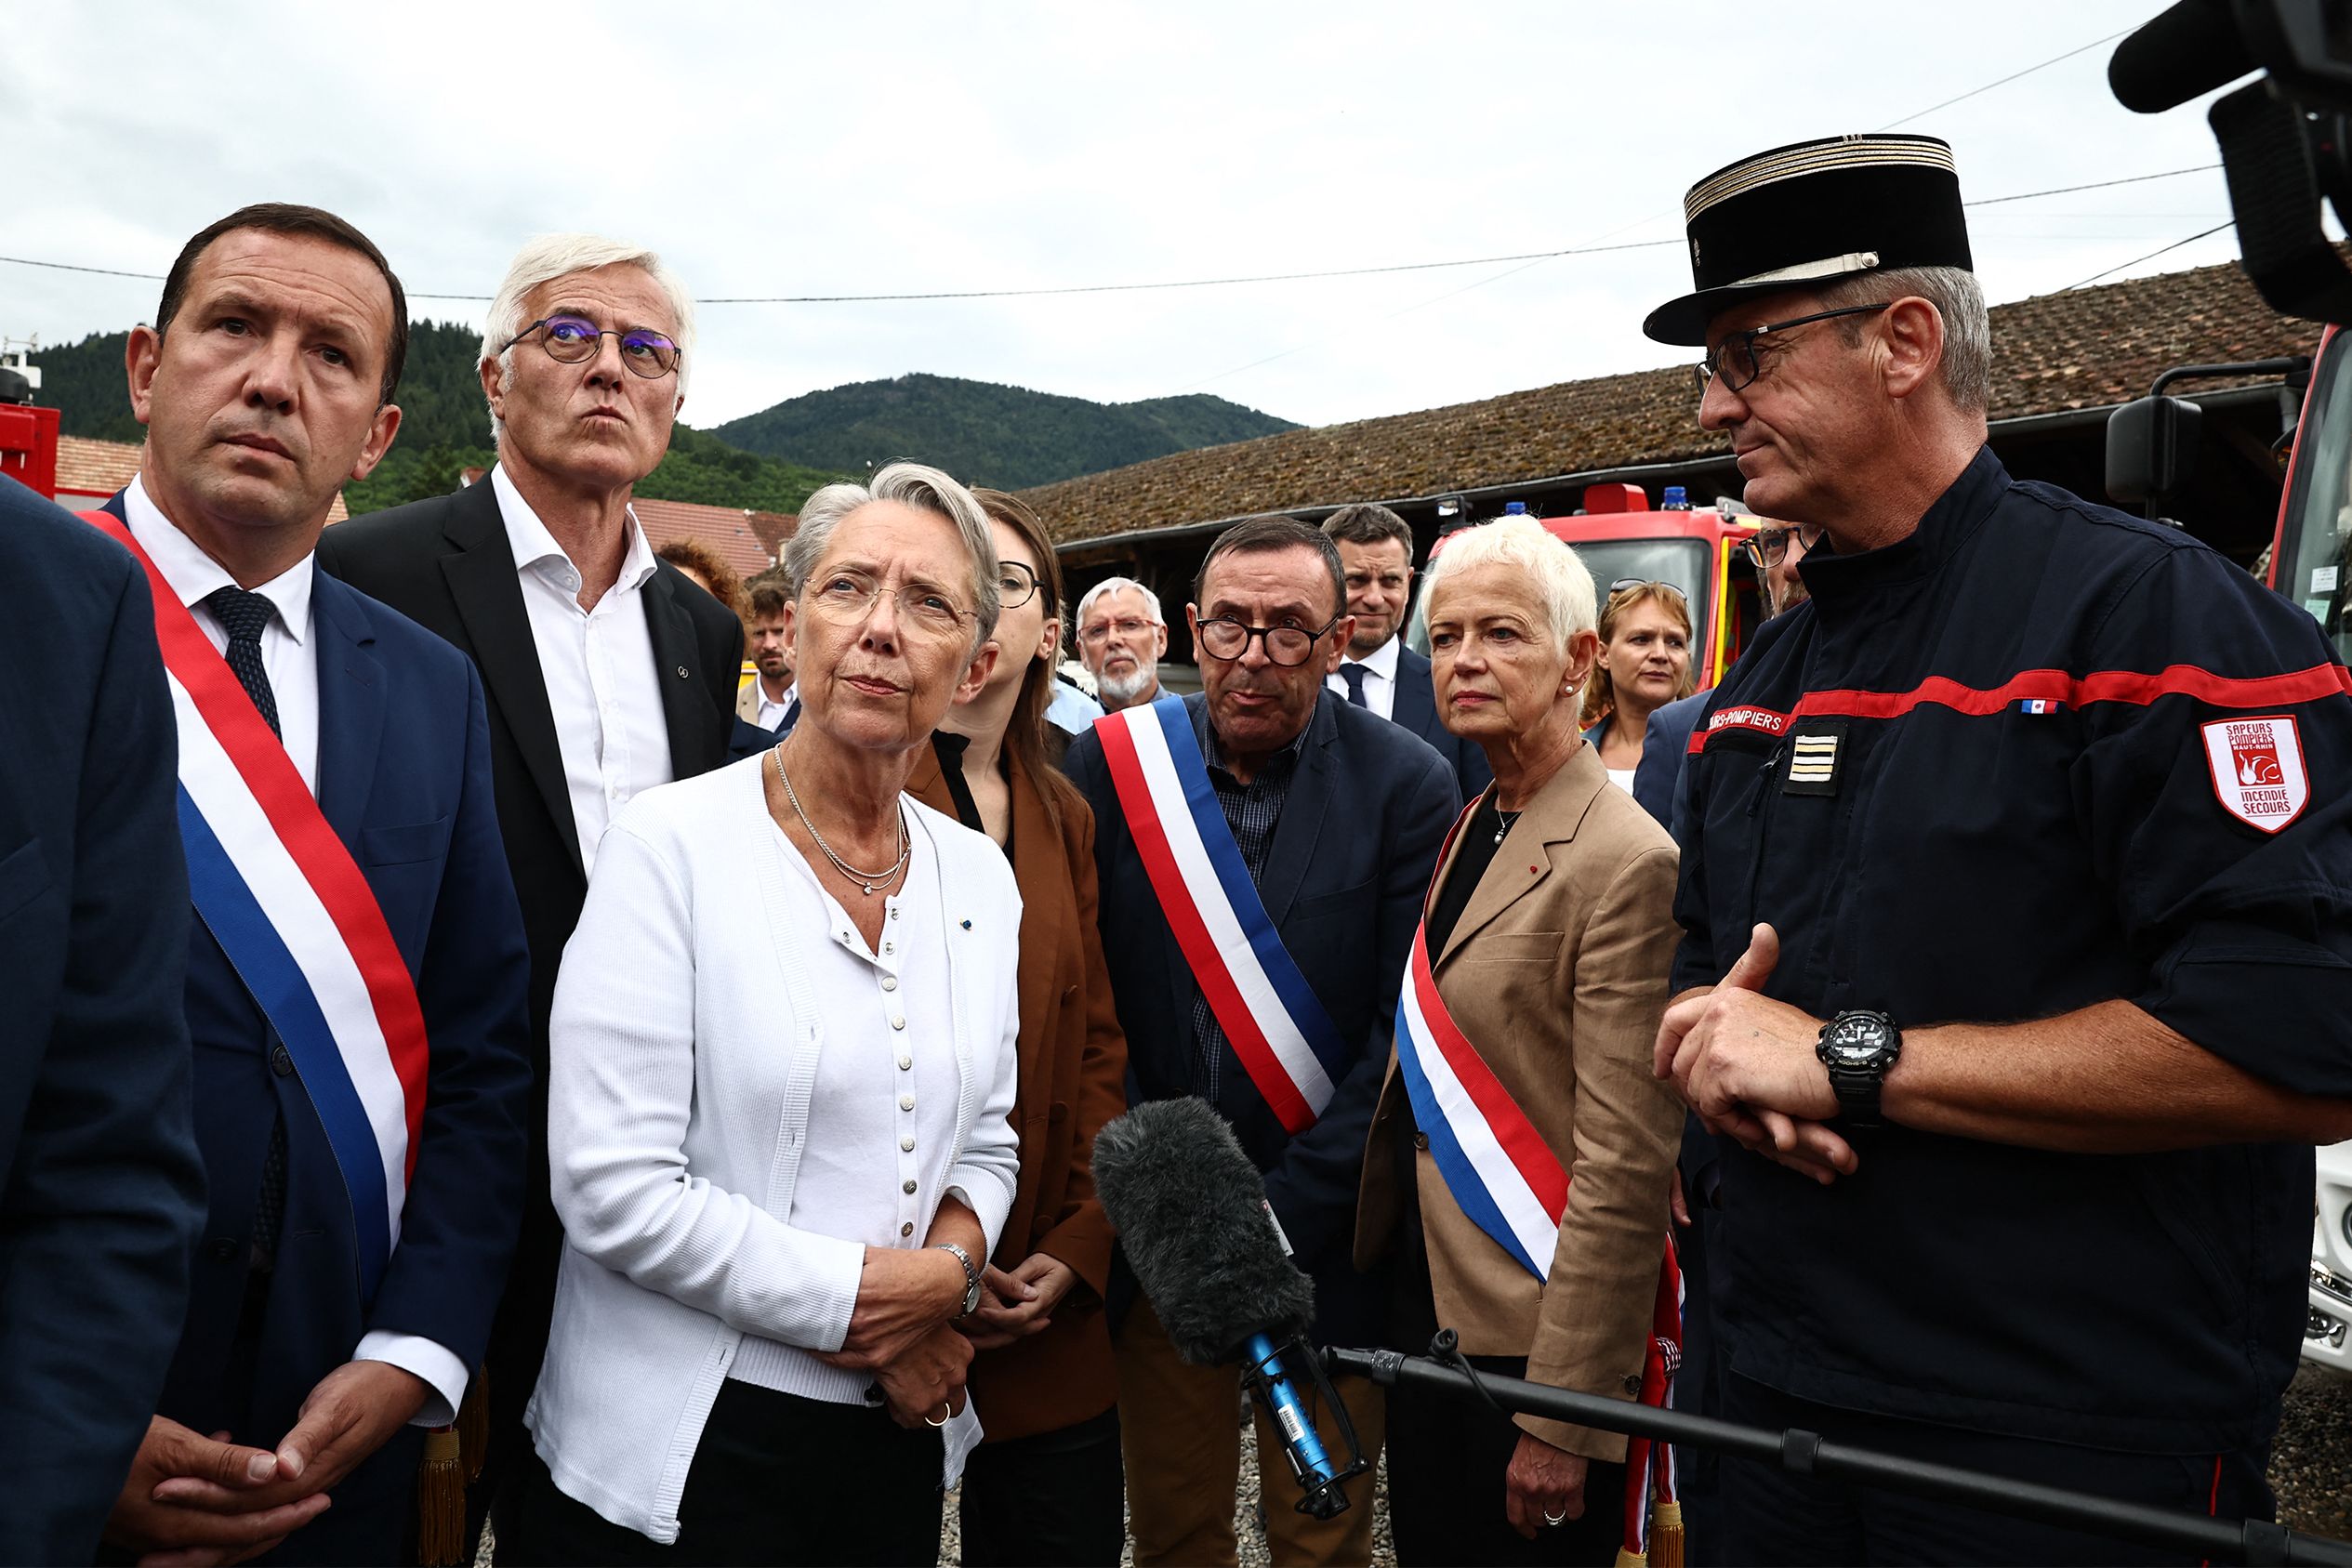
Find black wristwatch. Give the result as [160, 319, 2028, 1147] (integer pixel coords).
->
[1816, 1009, 1902, 1127]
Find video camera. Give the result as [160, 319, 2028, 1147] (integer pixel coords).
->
[2114, 1, 2352, 325]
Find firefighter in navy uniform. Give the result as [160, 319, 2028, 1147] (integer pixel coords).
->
[1645, 134, 2352, 1566]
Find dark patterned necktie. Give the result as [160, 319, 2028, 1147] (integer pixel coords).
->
[1339, 662, 1370, 709]
[204, 586, 287, 1267]
[202, 586, 282, 737]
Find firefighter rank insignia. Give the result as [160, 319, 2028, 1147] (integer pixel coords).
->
[1783, 721, 1845, 797]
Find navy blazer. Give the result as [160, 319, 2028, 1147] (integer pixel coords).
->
[0, 479, 207, 1563]
[128, 500, 532, 1555]
[1633, 691, 1708, 837]
[1064, 691, 1459, 1344]
[1389, 642, 1494, 800]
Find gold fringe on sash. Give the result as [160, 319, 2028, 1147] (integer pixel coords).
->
[415, 1427, 465, 1566]
[416, 1368, 489, 1566]
[1650, 1496, 1687, 1568]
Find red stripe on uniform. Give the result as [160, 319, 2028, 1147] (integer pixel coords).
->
[1691, 663, 2352, 751]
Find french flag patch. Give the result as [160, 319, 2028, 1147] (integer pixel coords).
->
[2018, 698, 2062, 715]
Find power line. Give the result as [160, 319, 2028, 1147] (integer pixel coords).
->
[0, 165, 2227, 310]
[1877, 28, 2132, 130]
[2061, 219, 2237, 290]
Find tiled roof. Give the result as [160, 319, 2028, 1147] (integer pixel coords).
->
[628, 496, 795, 580]
[53, 434, 350, 522]
[1019, 257, 2318, 544]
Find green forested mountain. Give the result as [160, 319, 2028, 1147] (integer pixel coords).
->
[27, 323, 849, 515]
[711, 374, 1299, 489]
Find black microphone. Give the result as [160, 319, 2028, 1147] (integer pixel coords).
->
[1093, 1099, 1363, 1518]
[2110, 0, 2258, 112]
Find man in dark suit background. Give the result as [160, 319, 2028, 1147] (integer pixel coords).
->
[314, 231, 741, 1543]
[1065, 516, 1458, 1567]
[93, 204, 530, 1564]
[1322, 503, 1493, 799]
[0, 475, 209, 1564]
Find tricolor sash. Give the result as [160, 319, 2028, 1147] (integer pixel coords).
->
[85, 510, 428, 1300]
[1393, 803, 1683, 1562]
[1094, 694, 1343, 1134]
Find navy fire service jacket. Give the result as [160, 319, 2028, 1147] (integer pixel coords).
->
[1672, 447, 2352, 1456]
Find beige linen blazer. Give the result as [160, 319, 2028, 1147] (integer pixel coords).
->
[1354, 739, 1684, 1461]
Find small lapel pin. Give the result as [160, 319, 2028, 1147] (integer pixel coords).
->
[676, 665, 689, 679]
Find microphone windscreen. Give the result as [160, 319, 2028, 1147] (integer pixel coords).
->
[1093, 1098, 1315, 1365]
[2109, 0, 2254, 112]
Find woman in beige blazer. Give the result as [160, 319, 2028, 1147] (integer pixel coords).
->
[1355, 514, 1685, 1566]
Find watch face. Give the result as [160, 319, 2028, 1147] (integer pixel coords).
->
[1825, 1015, 1885, 1065]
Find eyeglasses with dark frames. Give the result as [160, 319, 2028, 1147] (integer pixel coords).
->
[1195, 613, 1341, 666]
[996, 560, 1041, 611]
[1692, 302, 1891, 396]
[504, 314, 683, 379]
[1743, 521, 1828, 569]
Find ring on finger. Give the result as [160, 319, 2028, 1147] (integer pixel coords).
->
[1542, 1508, 1568, 1526]
[925, 1403, 952, 1428]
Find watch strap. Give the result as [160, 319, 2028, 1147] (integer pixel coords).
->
[934, 1242, 982, 1316]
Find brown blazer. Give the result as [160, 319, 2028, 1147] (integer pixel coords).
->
[1354, 741, 1684, 1462]
[908, 740, 1130, 1441]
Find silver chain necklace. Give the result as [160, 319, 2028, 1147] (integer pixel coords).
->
[773, 743, 909, 895]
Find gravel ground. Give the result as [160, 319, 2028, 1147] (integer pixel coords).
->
[2271, 1365, 2352, 1541]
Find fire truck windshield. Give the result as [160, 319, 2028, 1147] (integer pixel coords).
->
[1406, 534, 1711, 657]
[2279, 329, 2352, 665]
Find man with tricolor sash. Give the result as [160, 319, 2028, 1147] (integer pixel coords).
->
[1065, 515, 1459, 1567]
[92, 204, 532, 1566]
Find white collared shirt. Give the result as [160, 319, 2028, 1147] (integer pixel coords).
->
[125, 476, 320, 791]
[492, 464, 674, 876]
[123, 474, 466, 1429]
[757, 680, 798, 733]
[1327, 632, 1403, 721]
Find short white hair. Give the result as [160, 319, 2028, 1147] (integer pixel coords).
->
[1816, 264, 1990, 414]
[1075, 575, 1164, 628]
[1421, 516, 1597, 652]
[784, 462, 1002, 654]
[480, 232, 698, 445]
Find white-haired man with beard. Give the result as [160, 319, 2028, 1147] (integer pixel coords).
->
[316, 233, 743, 1551]
[1074, 575, 1169, 712]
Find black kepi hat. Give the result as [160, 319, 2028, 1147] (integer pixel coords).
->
[1642, 134, 1973, 346]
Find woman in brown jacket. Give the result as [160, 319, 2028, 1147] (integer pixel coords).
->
[908, 488, 1130, 1566]
[1355, 514, 1685, 1567]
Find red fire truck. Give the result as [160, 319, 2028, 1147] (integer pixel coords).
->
[1405, 485, 1766, 692]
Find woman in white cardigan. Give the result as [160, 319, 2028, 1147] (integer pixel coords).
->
[505, 464, 1024, 1565]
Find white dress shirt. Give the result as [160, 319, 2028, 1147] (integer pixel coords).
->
[493, 465, 673, 876]
[529, 758, 1023, 1542]
[1327, 632, 1403, 720]
[126, 476, 320, 791]
[123, 476, 467, 1428]
[756, 680, 798, 732]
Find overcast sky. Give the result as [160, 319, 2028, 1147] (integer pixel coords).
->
[0, 1, 2263, 436]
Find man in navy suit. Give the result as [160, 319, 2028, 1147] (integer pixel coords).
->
[0, 475, 209, 1564]
[1322, 504, 1493, 799]
[1066, 516, 1458, 1567]
[95, 204, 530, 1565]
